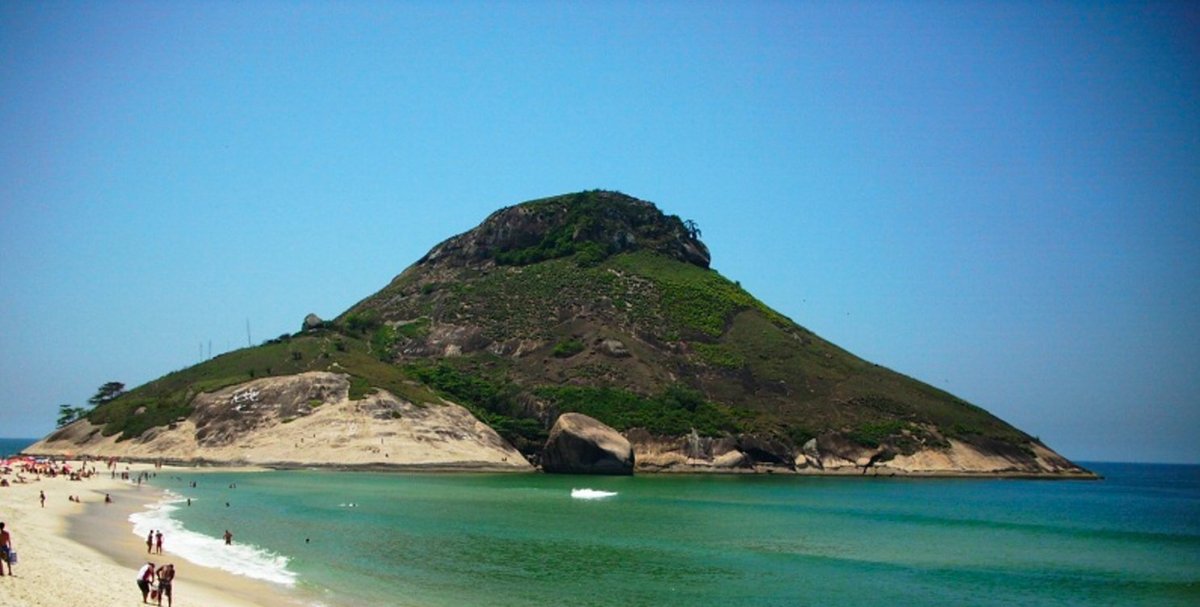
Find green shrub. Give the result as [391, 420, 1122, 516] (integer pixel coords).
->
[574, 242, 608, 267]
[406, 362, 539, 446]
[88, 397, 192, 441]
[692, 343, 746, 369]
[535, 384, 741, 437]
[848, 420, 907, 448]
[395, 318, 431, 339]
[552, 339, 585, 358]
[348, 376, 374, 400]
[344, 310, 381, 334]
[372, 325, 398, 360]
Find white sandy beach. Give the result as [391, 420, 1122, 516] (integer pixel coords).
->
[0, 460, 299, 607]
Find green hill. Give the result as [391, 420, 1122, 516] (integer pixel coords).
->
[78, 190, 1083, 473]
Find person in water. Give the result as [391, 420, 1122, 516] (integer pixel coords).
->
[155, 563, 175, 607]
[223, 529, 232, 545]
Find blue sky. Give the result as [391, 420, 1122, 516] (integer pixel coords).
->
[1, 1, 1196, 463]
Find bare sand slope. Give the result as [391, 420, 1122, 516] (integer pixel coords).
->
[26, 372, 532, 471]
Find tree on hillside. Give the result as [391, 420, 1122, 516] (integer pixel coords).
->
[56, 404, 89, 428]
[88, 381, 125, 407]
[683, 219, 702, 240]
[56, 381, 126, 428]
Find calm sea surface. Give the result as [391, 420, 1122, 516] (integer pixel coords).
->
[123, 462, 1200, 607]
[0, 437, 38, 457]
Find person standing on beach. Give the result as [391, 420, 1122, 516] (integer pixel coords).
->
[0, 522, 13, 576]
[155, 530, 163, 554]
[136, 561, 155, 603]
[39, 490, 45, 508]
[155, 563, 175, 607]
[146, 530, 154, 554]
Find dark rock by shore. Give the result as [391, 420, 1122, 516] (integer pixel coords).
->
[542, 413, 635, 475]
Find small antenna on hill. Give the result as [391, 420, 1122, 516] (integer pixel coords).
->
[246, 319, 252, 347]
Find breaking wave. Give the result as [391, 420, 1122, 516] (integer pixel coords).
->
[571, 488, 618, 499]
[129, 491, 297, 586]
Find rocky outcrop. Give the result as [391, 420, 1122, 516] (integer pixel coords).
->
[598, 338, 631, 358]
[26, 372, 532, 471]
[302, 313, 324, 331]
[541, 413, 634, 475]
[623, 430, 1094, 477]
[736, 434, 794, 465]
[416, 191, 710, 270]
[712, 450, 750, 469]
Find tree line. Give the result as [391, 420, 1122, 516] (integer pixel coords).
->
[56, 381, 124, 428]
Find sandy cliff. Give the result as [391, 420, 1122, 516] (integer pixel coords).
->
[26, 371, 532, 471]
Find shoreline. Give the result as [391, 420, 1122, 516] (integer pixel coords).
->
[0, 461, 305, 607]
[19, 451, 1098, 479]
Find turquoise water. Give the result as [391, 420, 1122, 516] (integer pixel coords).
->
[149, 463, 1199, 606]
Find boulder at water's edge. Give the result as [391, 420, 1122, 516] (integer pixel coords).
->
[542, 413, 634, 475]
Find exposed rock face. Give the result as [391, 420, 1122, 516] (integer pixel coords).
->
[712, 450, 750, 469]
[416, 191, 710, 270]
[736, 434, 794, 464]
[623, 431, 1093, 477]
[26, 372, 532, 471]
[598, 338, 630, 358]
[542, 413, 634, 475]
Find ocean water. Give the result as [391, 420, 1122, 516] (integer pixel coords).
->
[0, 437, 38, 457]
[141, 463, 1199, 607]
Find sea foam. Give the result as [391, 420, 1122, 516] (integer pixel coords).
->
[571, 488, 617, 499]
[129, 491, 297, 586]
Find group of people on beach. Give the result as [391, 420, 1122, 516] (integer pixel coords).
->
[147, 529, 165, 554]
[137, 561, 176, 606]
[1, 457, 98, 483]
[0, 455, 242, 605]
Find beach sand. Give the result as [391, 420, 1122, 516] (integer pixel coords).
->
[0, 461, 304, 607]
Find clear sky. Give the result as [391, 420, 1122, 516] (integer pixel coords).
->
[2, 1, 1197, 463]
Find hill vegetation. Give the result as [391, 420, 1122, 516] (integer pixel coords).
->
[81, 190, 1042, 468]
